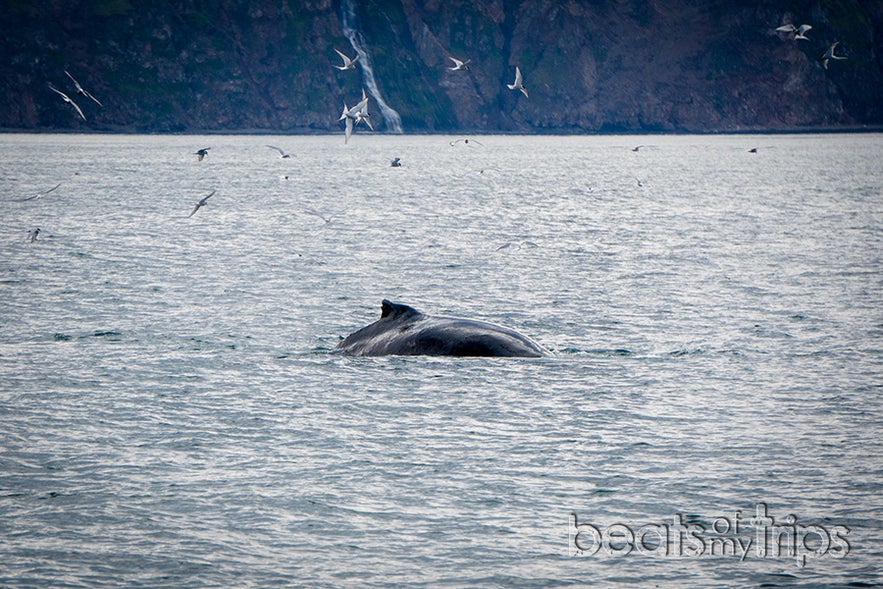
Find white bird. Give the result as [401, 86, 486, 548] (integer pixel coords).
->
[267, 145, 292, 158]
[776, 23, 812, 40]
[507, 66, 528, 98]
[821, 42, 846, 69]
[194, 147, 210, 161]
[187, 190, 216, 217]
[48, 83, 86, 121]
[632, 145, 644, 152]
[448, 56, 471, 71]
[64, 70, 103, 106]
[333, 48, 360, 71]
[27, 228, 41, 242]
[339, 92, 372, 144]
[13, 182, 61, 202]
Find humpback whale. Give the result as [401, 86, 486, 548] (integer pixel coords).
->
[335, 300, 550, 357]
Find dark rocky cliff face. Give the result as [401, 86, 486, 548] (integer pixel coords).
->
[1, 0, 880, 133]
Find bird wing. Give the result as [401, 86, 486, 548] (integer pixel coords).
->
[267, 145, 285, 155]
[345, 117, 353, 143]
[449, 57, 463, 68]
[514, 67, 523, 86]
[15, 182, 62, 202]
[349, 97, 369, 117]
[334, 48, 350, 64]
[199, 190, 216, 205]
[48, 84, 67, 99]
[83, 89, 103, 107]
[64, 70, 83, 91]
[776, 24, 796, 32]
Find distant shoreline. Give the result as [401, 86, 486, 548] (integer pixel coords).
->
[2, 126, 882, 136]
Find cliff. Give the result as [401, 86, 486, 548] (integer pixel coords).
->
[1, 0, 881, 133]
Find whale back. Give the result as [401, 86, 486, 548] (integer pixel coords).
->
[335, 300, 549, 357]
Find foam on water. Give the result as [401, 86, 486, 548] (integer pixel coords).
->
[1, 133, 881, 588]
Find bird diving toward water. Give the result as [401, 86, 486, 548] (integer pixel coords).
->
[507, 66, 528, 98]
[48, 83, 86, 121]
[267, 145, 292, 158]
[339, 91, 372, 144]
[775, 23, 812, 41]
[333, 48, 360, 71]
[187, 191, 216, 217]
[194, 147, 211, 161]
[821, 42, 846, 69]
[448, 57, 471, 71]
[64, 70, 103, 106]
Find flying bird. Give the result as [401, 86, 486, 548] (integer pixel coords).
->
[507, 66, 528, 98]
[449, 138, 484, 147]
[187, 190, 216, 217]
[194, 147, 211, 161]
[821, 42, 846, 69]
[632, 145, 644, 152]
[48, 83, 86, 121]
[339, 92, 372, 144]
[391, 157, 402, 167]
[27, 228, 41, 242]
[302, 208, 333, 224]
[775, 23, 812, 40]
[333, 48, 360, 71]
[13, 182, 61, 202]
[448, 57, 471, 71]
[267, 145, 292, 158]
[64, 70, 103, 106]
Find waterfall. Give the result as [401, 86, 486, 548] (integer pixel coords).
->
[340, 0, 404, 134]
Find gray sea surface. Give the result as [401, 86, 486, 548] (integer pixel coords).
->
[1, 133, 881, 588]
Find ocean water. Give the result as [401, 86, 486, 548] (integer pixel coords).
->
[0, 133, 881, 588]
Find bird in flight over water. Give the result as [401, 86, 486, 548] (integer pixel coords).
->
[339, 92, 372, 144]
[48, 83, 86, 121]
[188, 190, 216, 217]
[267, 145, 292, 158]
[13, 183, 61, 202]
[194, 147, 211, 161]
[27, 228, 41, 242]
[64, 70, 103, 106]
[507, 66, 528, 98]
[449, 138, 484, 147]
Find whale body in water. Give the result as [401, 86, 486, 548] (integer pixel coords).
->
[335, 300, 550, 357]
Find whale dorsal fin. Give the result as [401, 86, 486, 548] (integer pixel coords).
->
[381, 299, 421, 320]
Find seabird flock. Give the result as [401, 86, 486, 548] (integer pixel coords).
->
[44, 12, 850, 139]
[22, 13, 854, 233]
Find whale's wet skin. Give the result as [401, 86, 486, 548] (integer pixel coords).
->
[335, 300, 549, 357]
